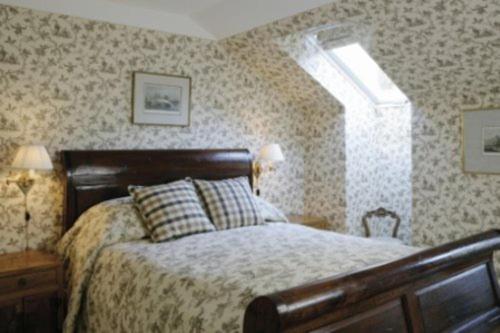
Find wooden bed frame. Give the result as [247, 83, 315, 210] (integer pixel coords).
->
[62, 149, 500, 333]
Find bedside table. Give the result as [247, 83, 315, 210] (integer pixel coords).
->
[0, 251, 63, 333]
[287, 215, 331, 230]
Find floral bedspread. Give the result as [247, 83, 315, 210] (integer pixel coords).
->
[58, 199, 418, 333]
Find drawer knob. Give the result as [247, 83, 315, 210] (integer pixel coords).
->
[18, 277, 27, 287]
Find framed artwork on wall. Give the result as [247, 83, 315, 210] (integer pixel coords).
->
[132, 72, 191, 126]
[462, 108, 500, 174]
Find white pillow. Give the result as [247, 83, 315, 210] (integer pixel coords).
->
[254, 196, 288, 223]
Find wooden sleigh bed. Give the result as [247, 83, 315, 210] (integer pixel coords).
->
[62, 149, 500, 333]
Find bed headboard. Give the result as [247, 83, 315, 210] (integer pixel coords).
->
[62, 149, 253, 232]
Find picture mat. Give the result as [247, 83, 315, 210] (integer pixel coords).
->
[463, 109, 500, 173]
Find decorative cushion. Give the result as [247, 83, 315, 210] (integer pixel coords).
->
[254, 196, 289, 223]
[129, 180, 215, 242]
[193, 177, 264, 230]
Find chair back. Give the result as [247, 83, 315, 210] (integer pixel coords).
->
[362, 207, 401, 238]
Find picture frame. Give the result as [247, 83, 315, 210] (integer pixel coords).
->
[462, 108, 500, 174]
[132, 71, 191, 126]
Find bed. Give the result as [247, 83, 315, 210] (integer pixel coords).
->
[60, 149, 500, 332]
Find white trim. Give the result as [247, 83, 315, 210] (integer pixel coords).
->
[328, 50, 382, 104]
[307, 35, 409, 107]
[305, 35, 376, 108]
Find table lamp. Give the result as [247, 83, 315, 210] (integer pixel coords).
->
[7, 145, 53, 251]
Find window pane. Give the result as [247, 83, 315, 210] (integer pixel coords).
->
[328, 43, 408, 105]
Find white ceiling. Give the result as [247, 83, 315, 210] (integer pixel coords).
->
[0, 0, 336, 39]
[108, 0, 226, 15]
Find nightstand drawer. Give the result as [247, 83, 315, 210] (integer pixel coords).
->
[0, 251, 63, 332]
[0, 270, 57, 295]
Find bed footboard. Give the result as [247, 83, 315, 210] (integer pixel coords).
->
[244, 230, 500, 333]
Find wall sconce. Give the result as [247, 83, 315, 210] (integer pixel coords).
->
[254, 144, 285, 196]
[6, 145, 53, 251]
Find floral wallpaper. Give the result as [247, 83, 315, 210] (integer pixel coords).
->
[368, 104, 412, 242]
[243, 23, 412, 243]
[272, 32, 349, 234]
[0, 4, 307, 253]
[1, 0, 500, 268]
[225, 0, 500, 261]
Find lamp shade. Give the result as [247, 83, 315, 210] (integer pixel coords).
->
[11, 145, 53, 171]
[258, 144, 285, 163]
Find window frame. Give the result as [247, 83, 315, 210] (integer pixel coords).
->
[308, 36, 408, 107]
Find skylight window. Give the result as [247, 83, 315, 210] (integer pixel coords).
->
[328, 43, 408, 105]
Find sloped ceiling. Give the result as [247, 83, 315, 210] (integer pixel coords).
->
[224, 0, 500, 117]
[0, 0, 336, 39]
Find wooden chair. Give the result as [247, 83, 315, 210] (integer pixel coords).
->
[362, 207, 401, 242]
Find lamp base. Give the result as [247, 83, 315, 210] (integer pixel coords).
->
[7, 171, 33, 251]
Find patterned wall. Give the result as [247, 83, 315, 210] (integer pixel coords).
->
[275, 30, 412, 243]
[0, 5, 307, 253]
[226, 0, 500, 253]
[273, 32, 349, 233]
[2, 0, 500, 258]
[368, 104, 412, 242]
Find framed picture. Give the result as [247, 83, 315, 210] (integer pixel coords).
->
[132, 72, 191, 126]
[462, 108, 500, 174]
